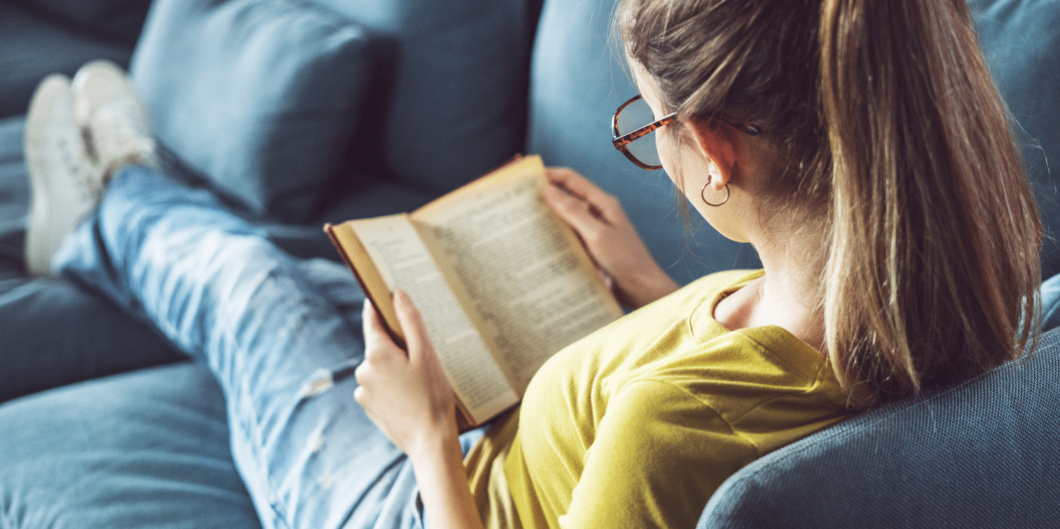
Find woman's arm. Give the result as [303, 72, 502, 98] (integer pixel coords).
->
[543, 167, 679, 309]
[355, 292, 485, 529]
[407, 429, 484, 529]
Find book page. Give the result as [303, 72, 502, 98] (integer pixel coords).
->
[347, 215, 518, 424]
[413, 167, 623, 394]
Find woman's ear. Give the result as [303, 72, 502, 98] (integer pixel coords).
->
[689, 116, 739, 190]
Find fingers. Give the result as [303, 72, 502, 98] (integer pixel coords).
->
[393, 290, 430, 363]
[362, 299, 390, 355]
[543, 182, 599, 224]
[545, 167, 623, 221]
[544, 184, 613, 251]
[546, 167, 599, 201]
[357, 300, 399, 415]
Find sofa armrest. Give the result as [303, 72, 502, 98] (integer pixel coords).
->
[700, 329, 1060, 528]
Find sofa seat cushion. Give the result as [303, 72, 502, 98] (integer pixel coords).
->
[0, 115, 184, 403]
[131, 0, 375, 221]
[0, 116, 29, 251]
[0, 363, 260, 528]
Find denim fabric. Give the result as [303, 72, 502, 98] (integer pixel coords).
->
[699, 329, 1060, 528]
[28, 165, 485, 529]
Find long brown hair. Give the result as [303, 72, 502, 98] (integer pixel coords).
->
[619, 0, 1041, 406]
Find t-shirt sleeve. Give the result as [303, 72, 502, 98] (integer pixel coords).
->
[560, 380, 759, 529]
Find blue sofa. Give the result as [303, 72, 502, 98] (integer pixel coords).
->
[1, 0, 1058, 527]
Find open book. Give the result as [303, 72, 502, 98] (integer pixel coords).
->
[325, 156, 623, 429]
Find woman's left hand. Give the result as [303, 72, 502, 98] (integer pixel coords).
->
[355, 291, 458, 459]
[543, 167, 679, 309]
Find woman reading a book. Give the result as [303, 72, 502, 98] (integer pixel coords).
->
[22, 0, 1039, 528]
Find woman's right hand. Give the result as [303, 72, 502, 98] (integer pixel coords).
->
[543, 167, 679, 309]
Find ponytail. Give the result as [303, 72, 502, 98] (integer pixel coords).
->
[819, 0, 1040, 405]
[619, 0, 1041, 406]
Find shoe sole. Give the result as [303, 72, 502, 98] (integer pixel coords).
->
[24, 75, 98, 276]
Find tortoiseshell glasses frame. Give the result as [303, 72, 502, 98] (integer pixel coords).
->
[611, 94, 762, 170]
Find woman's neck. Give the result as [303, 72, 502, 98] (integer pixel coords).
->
[713, 222, 828, 354]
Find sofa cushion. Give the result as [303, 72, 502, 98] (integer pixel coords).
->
[0, 116, 30, 246]
[0, 363, 261, 528]
[529, 0, 1060, 283]
[0, 271, 185, 403]
[130, 0, 374, 221]
[969, 0, 1060, 278]
[305, 0, 534, 196]
[0, 3, 135, 119]
[12, 0, 152, 44]
[0, 116, 185, 404]
[699, 327, 1060, 528]
[526, 0, 760, 285]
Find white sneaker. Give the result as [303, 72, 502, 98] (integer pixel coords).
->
[24, 75, 106, 276]
[71, 60, 158, 178]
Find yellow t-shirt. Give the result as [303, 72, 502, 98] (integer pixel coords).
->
[464, 270, 853, 528]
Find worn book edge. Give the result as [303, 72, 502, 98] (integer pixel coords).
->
[324, 220, 480, 431]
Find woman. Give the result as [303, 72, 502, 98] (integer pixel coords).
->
[22, 0, 1039, 528]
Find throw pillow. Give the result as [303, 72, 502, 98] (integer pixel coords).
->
[130, 0, 372, 221]
[308, 0, 532, 195]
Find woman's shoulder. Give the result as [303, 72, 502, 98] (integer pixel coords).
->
[634, 269, 763, 324]
[684, 269, 765, 297]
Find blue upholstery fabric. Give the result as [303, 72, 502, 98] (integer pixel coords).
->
[969, 0, 1060, 277]
[0, 117, 184, 404]
[11, 0, 152, 44]
[130, 0, 373, 221]
[0, 3, 135, 119]
[527, 0, 1060, 284]
[0, 117, 30, 245]
[1040, 272, 1060, 332]
[305, 0, 534, 195]
[700, 328, 1060, 528]
[0, 273, 184, 403]
[526, 0, 761, 285]
[0, 363, 261, 529]
[0, 0, 1058, 527]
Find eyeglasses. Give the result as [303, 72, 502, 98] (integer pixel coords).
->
[611, 94, 762, 170]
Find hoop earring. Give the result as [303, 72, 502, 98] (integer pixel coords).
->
[700, 176, 730, 207]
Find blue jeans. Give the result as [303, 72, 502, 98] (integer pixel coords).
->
[37, 166, 483, 529]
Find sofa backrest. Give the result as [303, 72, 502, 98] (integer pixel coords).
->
[528, 0, 1060, 283]
[524, 0, 1060, 523]
[699, 327, 1060, 528]
[527, 0, 760, 285]
[969, 0, 1060, 278]
[304, 0, 537, 197]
